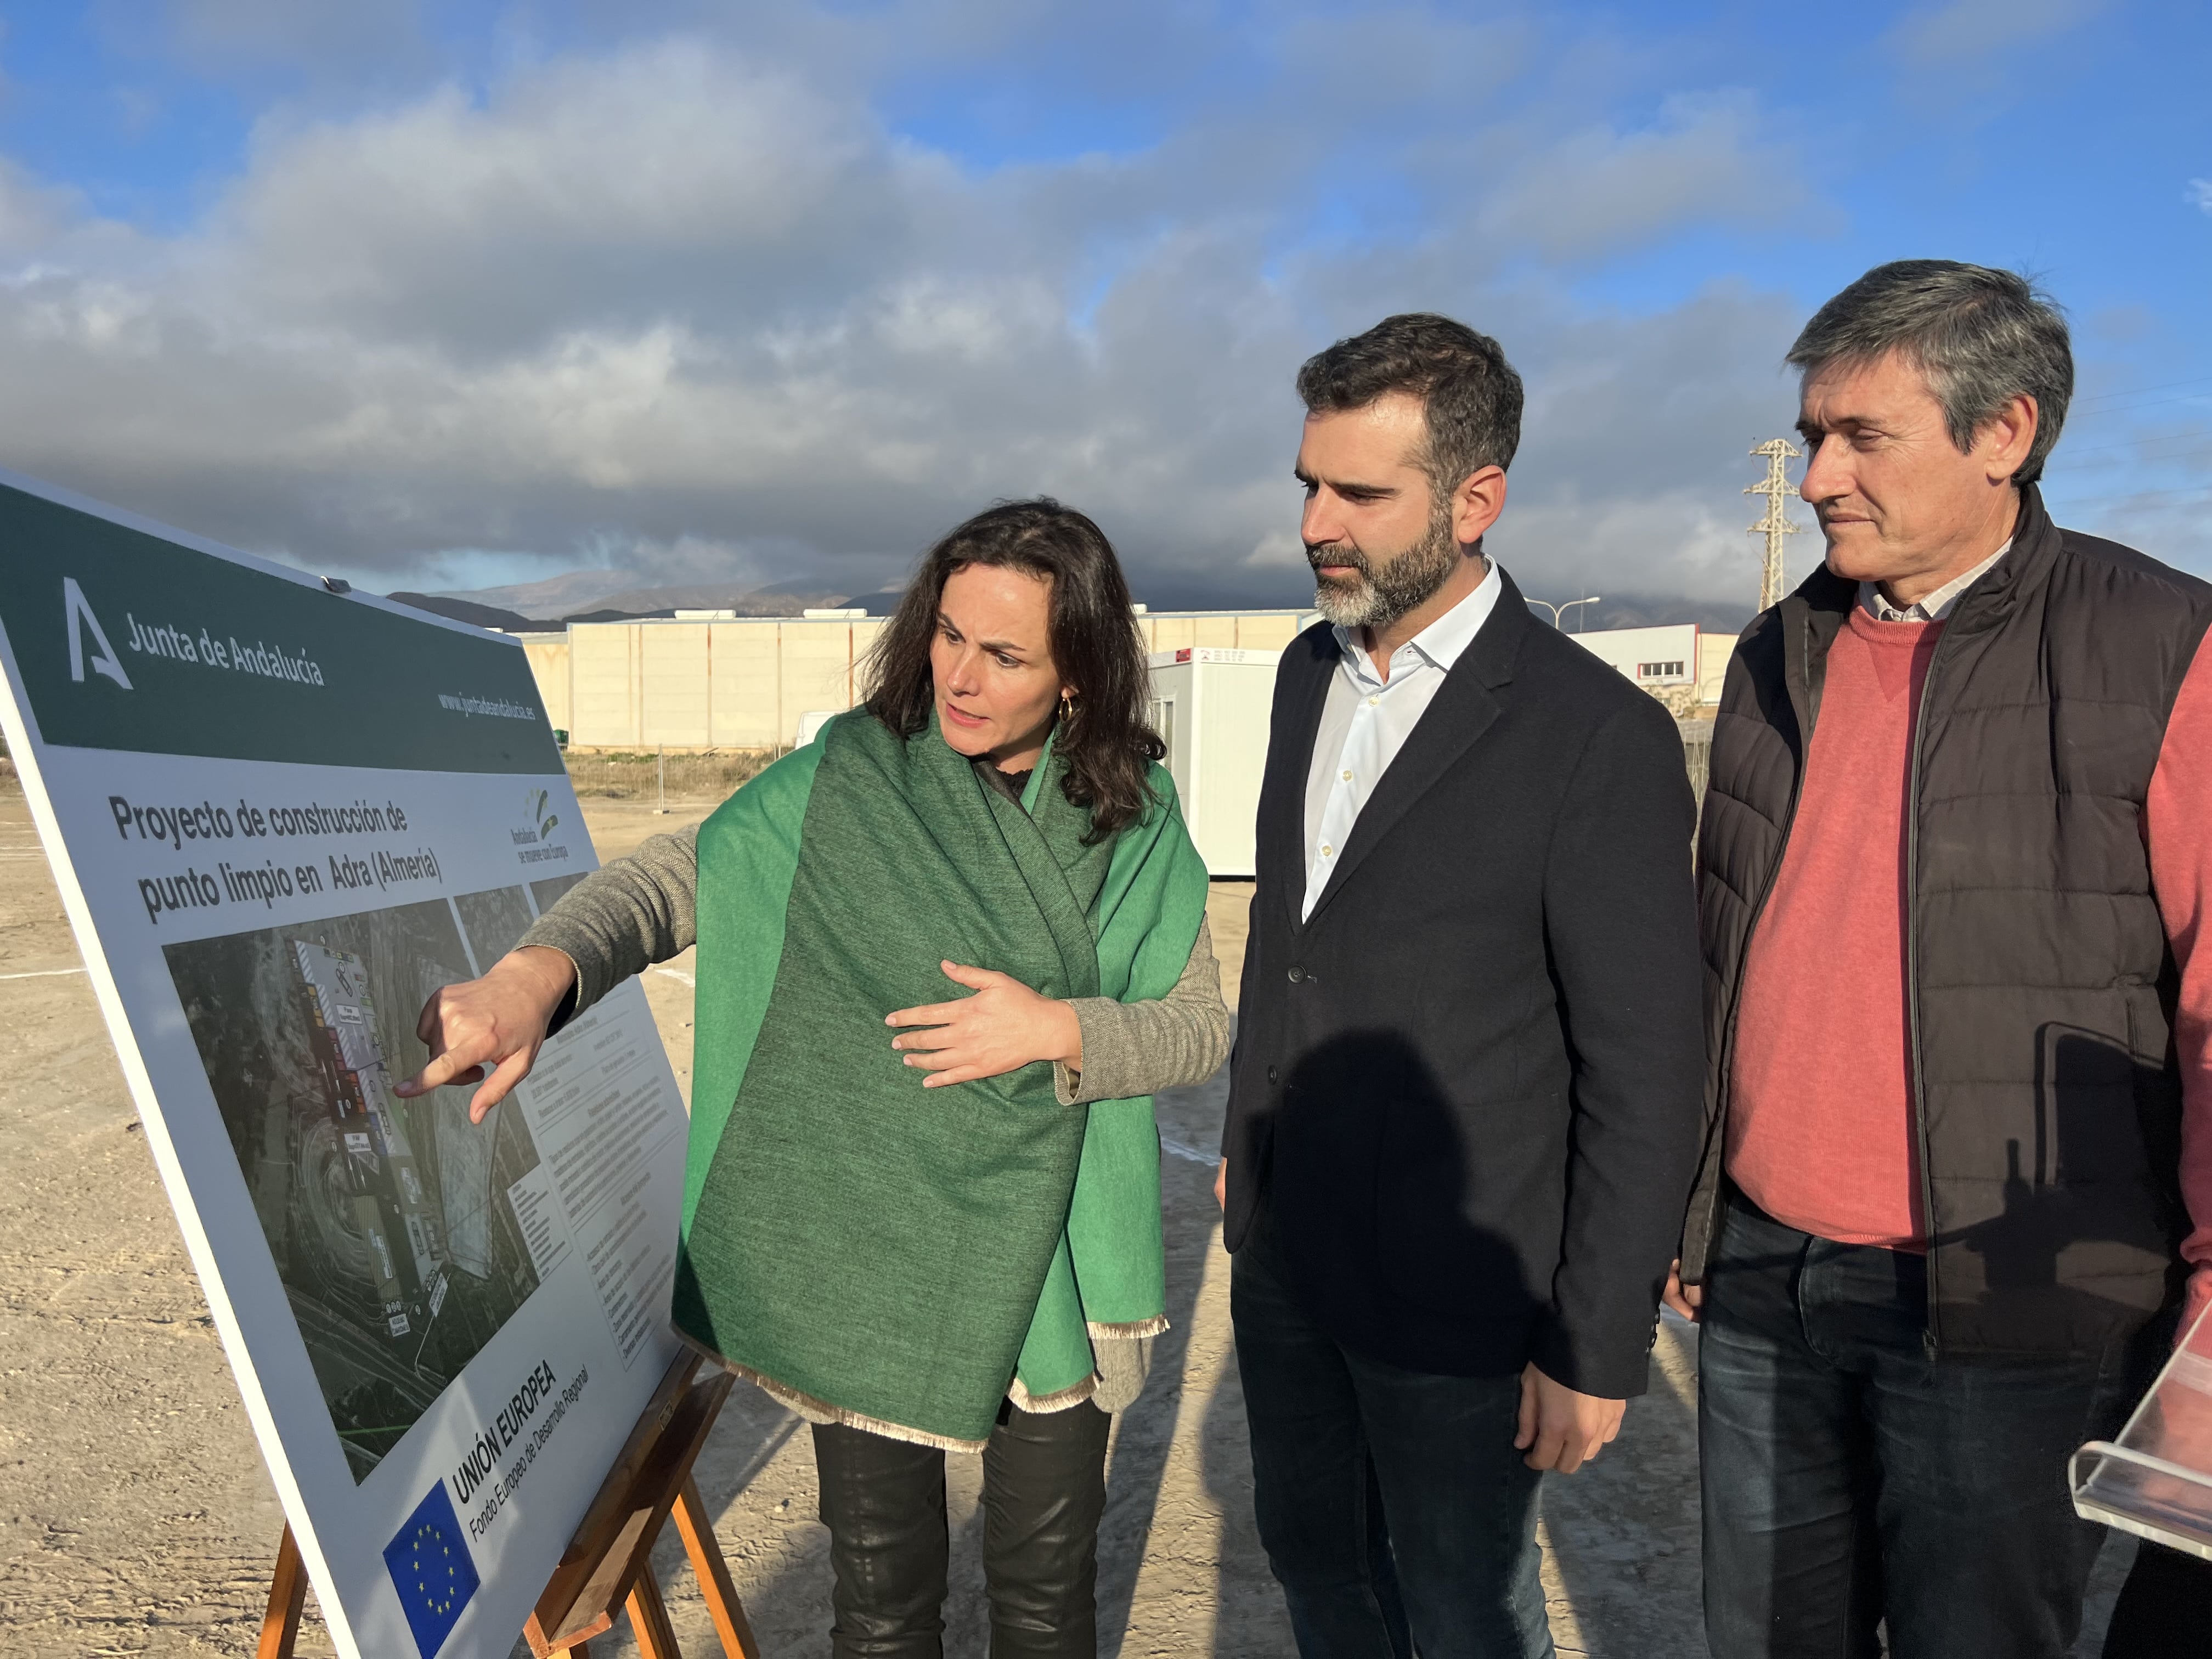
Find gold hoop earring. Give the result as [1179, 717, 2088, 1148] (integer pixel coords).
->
[1059, 693, 1076, 725]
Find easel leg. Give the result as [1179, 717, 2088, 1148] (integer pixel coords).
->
[625, 1570, 683, 1659]
[672, 1474, 762, 1659]
[527, 1359, 765, 1659]
[256, 1526, 308, 1659]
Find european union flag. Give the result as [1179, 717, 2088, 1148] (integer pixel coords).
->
[383, 1481, 481, 1657]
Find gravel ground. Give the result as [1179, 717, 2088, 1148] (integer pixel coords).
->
[0, 789, 2131, 1656]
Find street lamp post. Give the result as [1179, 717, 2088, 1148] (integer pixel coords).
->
[1527, 595, 1602, 632]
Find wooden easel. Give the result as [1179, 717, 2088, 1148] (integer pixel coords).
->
[257, 1352, 763, 1658]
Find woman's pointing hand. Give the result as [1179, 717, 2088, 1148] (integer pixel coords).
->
[395, 945, 575, 1122]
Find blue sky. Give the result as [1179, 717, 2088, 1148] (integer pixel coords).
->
[0, 0, 2203, 616]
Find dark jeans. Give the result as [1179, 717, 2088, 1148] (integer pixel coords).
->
[811, 1398, 1112, 1658]
[1699, 1199, 2136, 1659]
[1231, 1231, 1553, 1658]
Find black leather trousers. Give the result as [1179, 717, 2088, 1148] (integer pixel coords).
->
[812, 1398, 1112, 1658]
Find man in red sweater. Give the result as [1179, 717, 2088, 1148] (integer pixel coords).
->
[1668, 260, 2212, 1657]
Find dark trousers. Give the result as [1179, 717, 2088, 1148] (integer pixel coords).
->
[1231, 1231, 1554, 1659]
[2104, 1541, 2212, 1657]
[1699, 1199, 2136, 1659]
[811, 1399, 1112, 1658]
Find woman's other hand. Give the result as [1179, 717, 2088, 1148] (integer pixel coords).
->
[394, 946, 576, 1122]
[886, 961, 1082, 1089]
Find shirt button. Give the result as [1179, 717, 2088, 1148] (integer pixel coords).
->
[1320, 844, 1333, 857]
[1267, 1065, 1280, 1085]
[1366, 695, 1379, 707]
[1288, 965, 1306, 983]
[1341, 769, 1353, 782]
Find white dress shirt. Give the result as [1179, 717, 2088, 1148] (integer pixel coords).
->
[1858, 539, 2011, 624]
[1300, 566, 1505, 921]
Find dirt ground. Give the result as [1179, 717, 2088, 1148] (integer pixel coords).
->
[0, 789, 2132, 1656]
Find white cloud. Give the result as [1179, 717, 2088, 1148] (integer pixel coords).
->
[123, 0, 442, 83]
[1887, 0, 2108, 65]
[2190, 179, 2212, 215]
[0, 27, 1818, 614]
[1472, 94, 1802, 265]
[211, 41, 901, 347]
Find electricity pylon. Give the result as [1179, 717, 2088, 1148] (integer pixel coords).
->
[1745, 439, 1803, 612]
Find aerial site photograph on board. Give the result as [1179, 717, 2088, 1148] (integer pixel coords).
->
[170, 906, 551, 1480]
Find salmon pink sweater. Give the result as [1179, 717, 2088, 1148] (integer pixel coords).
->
[1726, 605, 2212, 1322]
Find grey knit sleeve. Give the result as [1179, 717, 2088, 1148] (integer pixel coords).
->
[516, 823, 701, 1023]
[1052, 916, 1231, 1105]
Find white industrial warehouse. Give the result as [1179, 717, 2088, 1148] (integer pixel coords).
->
[518, 608, 1323, 752]
[516, 608, 1727, 876]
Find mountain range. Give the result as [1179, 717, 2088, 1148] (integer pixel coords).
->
[390, 575, 868, 630]
[390, 569, 1751, 637]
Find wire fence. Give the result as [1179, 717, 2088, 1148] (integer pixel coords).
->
[1678, 718, 1715, 859]
[1677, 719, 1714, 815]
[561, 747, 788, 804]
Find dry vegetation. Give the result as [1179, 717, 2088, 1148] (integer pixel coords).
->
[561, 747, 785, 802]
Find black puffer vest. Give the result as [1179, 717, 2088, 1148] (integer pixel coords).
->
[1682, 486, 2212, 1358]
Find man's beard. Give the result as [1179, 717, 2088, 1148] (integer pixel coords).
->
[1308, 503, 1462, 630]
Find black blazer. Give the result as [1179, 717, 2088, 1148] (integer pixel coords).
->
[1222, 569, 1704, 1397]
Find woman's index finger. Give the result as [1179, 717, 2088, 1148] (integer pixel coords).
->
[395, 1046, 479, 1098]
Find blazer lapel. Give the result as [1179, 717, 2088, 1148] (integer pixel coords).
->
[1302, 572, 1530, 928]
[1268, 625, 1338, 935]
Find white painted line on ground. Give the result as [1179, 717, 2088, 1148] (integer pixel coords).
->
[1159, 1135, 1215, 1165]
[0, 967, 85, 981]
[652, 966, 696, 987]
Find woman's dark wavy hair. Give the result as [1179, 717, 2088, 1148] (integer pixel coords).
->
[862, 498, 1164, 839]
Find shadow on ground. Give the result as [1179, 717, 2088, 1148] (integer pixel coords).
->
[0, 803, 2146, 1656]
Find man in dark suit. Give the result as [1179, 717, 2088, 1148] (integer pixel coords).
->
[1216, 313, 1705, 1657]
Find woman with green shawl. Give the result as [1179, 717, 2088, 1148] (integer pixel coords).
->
[398, 499, 1227, 1656]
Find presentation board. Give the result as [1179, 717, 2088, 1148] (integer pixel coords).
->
[0, 470, 692, 1659]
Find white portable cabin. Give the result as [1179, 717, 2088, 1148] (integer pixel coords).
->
[1146, 647, 1280, 878]
[1568, 623, 1700, 689]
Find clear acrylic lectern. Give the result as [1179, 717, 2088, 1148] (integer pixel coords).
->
[2073, 1303, 2212, 1561]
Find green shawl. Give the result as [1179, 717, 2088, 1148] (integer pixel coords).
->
[672, 710, 1209, 1449]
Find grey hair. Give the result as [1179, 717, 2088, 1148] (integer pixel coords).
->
[1787, 260, 2073, 485]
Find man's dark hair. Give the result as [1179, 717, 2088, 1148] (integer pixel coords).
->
[1787, 260, 2073, 485]
[1295, 313, 1525, 498]
[862, 498, 1162, 840]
